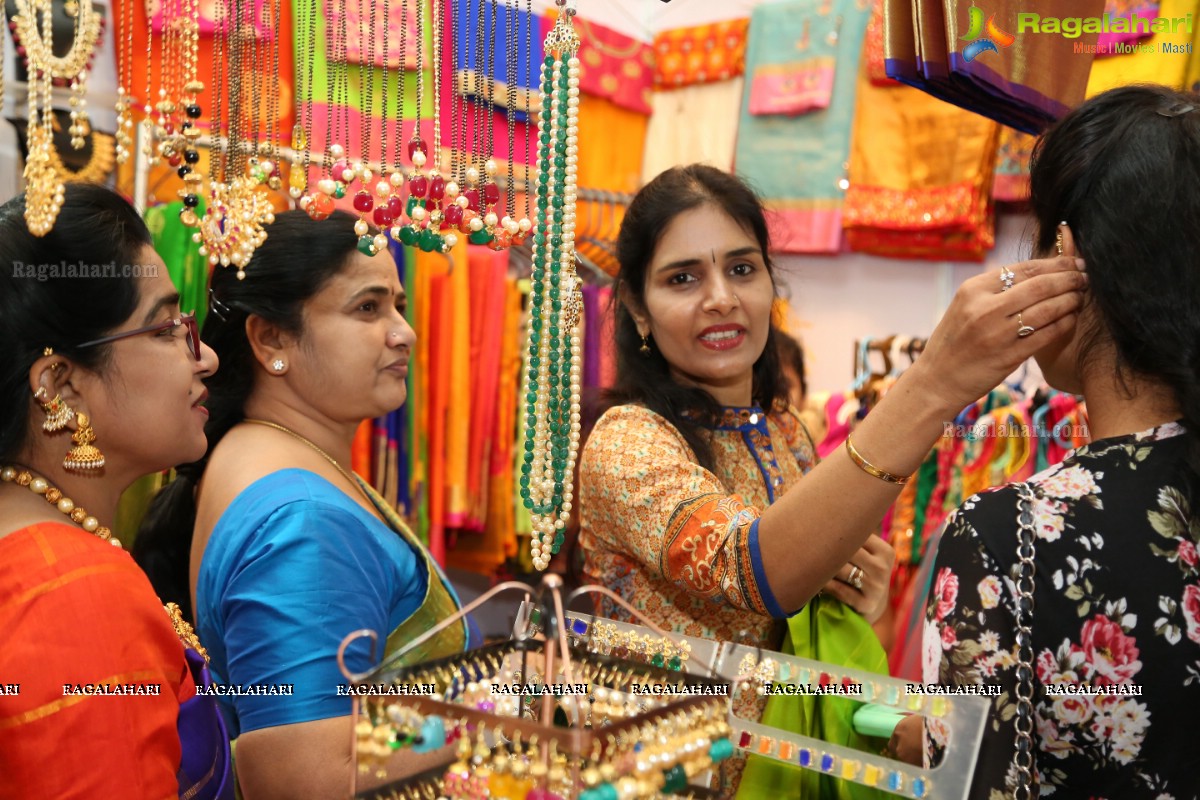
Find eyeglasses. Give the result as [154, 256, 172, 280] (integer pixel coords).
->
[76, 312, 201, 362]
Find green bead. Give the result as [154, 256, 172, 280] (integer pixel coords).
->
[520, 462, 531, 475]
[524, 440, 534, 452]
[356, 235, 377, 256]
[417, 228, 438, 251]
[710, 738, 734, 762]
[522, 498, 534, 510]
[544, 55, 555, 65]
[651, 653, 665, 668]
[405, 196, 420, 216]
[669, 656, 683, 671]
[532, 319, 542, 331]
[333, 184, 346, 199]
[469, 229, 494, 245]
[662, 765, 687, 794]
[519, 475, 529, 488]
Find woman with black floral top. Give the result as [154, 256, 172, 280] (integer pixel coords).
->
[919, 85, 1200, 800]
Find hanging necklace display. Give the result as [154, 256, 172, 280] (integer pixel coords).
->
[521, 0, 581, 571]
[113, 0, 133, 162]
[286, 0, 314, 202]
[173, 0, 204, 226]
[302, 0, 350, 221]
[12, 0, 102, 235]
[397, 0, 446, 253]
[349, 0, 379, 255]
[194, 0, 274, 277]
[383, 0, 409, 243]
[476, 0, 502, 246]
[424, 0, 451, 252]
[499, 0, 531, 248]
[367, 0, 401, 242]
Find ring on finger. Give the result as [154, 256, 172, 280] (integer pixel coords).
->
[848, 564, 865, 590]
[1000, 267, 1015, 292]
[1017, 311, 1036, 338]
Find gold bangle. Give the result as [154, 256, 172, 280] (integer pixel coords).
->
[845, 436, 910, 485]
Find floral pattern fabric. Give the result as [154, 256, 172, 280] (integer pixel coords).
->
[924, 422, 1200, 799]
[579, 404, 817, 650]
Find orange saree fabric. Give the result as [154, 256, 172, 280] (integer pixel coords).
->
[0, 523, 194, 799]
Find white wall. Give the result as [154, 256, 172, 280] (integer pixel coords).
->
[777, 212, 1037, 394]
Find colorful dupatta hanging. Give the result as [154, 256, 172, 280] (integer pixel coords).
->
[1086, 0, 1199, 94]
[653, 18, 749, 88]
[734, 0, 872, 254]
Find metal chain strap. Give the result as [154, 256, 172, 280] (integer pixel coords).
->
[1013, 483, 1040, 800]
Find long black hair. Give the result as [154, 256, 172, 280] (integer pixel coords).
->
[1029, 84, 1200, 483]
[608, 164, 788, 472]
[0, 184, 150, 462]
[134, 210, 361, 618]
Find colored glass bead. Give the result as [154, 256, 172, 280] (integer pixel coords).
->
[841, 760, 859, 780]
[863, 765, 880, 786]
[464, 188, 481, 211]
[406, 138, 427, 160]
[373, 207, 394, 227]
[668, 656, 682, 671]
[177, 165, 191, 178]
[418, 228, 439, 251]
[662, 765, 686, 794]
[778, 741, 794, 761]
[468, 229, 494, 245]
[913, 777, 928, 798]
[820, 753, 835, 773]
[444, 204, 464, 227]
[798, 748, 812, 767]
[710, 738, 734, 762]
[571, 619, 588, 636]
[651, 653, 665, 668]
[352, 191, 374, 213]
[398, 225, 417, 245]
[887, 771, 903, 791]
[409, 174, 429, 198]
[332, 159, 354, 184]
[182, 194, 199, 208]
[333, 183, 346, 199]
[483, 181, 500, 205]
[306, 192, 334, 221]
[185, 104, 201, 118]
[356, 235, 376, 255]
[429, 175, 446, 199]
[387, 195, 404, 218]
[738, 731, 752, 749]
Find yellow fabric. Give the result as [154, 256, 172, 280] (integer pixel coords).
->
[640, 79, 743, 185]
[1087, 0, 1200, 94]
[444, 244, 471, 526]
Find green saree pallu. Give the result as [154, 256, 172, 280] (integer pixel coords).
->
[737, 596, 891, 800]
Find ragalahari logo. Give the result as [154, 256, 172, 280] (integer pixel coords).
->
[960, 6, 1016, 61]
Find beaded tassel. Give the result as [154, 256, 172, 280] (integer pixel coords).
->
[521, 6, 581, 571]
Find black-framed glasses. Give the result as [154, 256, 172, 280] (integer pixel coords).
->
[76, 312, 201, 362]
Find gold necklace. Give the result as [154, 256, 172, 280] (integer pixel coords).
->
[0, 465, 209, 661]
[241, 419, 376, 511]
[45, 129, 116, 184]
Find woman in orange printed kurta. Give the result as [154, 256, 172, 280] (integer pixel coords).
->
[578, 164, 1090, 653]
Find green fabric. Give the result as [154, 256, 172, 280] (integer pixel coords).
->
[143, 200, 210, 328]
[737, 596, 890, 800]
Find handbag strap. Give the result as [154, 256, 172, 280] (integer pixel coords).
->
[1013, 484, 1040, 799]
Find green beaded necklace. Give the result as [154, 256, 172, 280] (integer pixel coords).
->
[520, 3, 581, 571]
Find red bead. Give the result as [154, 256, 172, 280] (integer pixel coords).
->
[168, 154, 182, 167]
[332, 159, 354, 184]
[406, 138, 427, 160]
[482, 182, 500, 206]
[464, 189, 481, 211]
[387, 196, 404, 218]
[306, 192, 335, 221]
[739, 731, 753, 749]
[425, 199, 439, 211]
[819, 672, 831, 687]
[429, 175, 446, 200]
[443, 204, 463, 227]
[352, 191, 374, 212]
[373, 206, 394, 227]
[409, 175, 428, 198]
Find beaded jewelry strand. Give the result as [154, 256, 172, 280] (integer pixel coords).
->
[521, 0, 581, 571]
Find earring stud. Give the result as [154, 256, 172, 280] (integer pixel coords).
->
[271, 359, 286, 372]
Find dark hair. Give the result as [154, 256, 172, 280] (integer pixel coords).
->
[1030, 84, 1200, 483]
[608, 164, 787, 472]
[134, 210, 361, 617]
[776, 333, 808, 401]
[0, 183, 150, 462]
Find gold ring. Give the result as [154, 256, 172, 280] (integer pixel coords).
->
[1017, 311, 1035, 338]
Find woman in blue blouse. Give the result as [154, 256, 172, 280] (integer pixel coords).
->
[136, 210, 475, 800]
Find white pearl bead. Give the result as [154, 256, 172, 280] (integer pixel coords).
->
[465, 167, 480, 184]
[444, 233, 459, 249]
[288, 186, 303, 199]
[30, 477, 48, 494]
[375, 180, 391, 198]
[411, 206, 427, 221]
[58, 497, 75, 513]
[361, 168, 374, 183]
[354, 219, 369, 236]
[412, 151, 427, 167]
[0, 467, 15, 481]
[456, 196, 470, 208]
[374, 234, 389, 252]
[484, 212, 499, 227]
[329, 143, 345, 158]
[82, 516, 99, 532]
[469, 217, 484, 232]
[318, 178, 337, 194]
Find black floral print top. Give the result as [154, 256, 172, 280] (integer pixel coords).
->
[924, 422, 1200, 799]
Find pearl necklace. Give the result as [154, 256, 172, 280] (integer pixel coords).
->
[520, 4, 582, 571]
[1, 465, 118, 546]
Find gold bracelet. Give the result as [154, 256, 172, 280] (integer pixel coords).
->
[845, 436, 910, 485]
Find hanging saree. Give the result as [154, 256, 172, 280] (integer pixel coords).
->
[640, 78, 742, 184]
[1086, 0, 1199, 95]
[883, 0, 1105, 133]
[1096, 0, 1161, 51]
[993, 126, 1034, 204]
[734, 0, 872, 254]
[452, 0, 541, 121]
[843, 56, 999, 261]
[653, 18, 749, 88]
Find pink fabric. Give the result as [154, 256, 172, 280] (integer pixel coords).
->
[767, 207, 844, 255]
